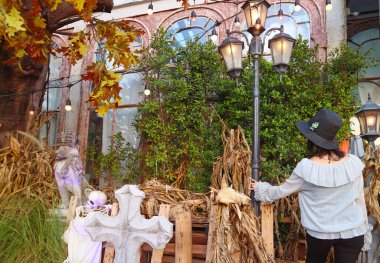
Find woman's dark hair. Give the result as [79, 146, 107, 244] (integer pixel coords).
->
[307, 140, 345, 160]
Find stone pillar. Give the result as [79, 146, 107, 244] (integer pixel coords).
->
[326, 0, 347, 56]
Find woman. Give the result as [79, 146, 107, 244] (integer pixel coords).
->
[251, 108, 369, 263]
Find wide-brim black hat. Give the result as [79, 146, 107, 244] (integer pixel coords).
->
[296, 108, 342, 150]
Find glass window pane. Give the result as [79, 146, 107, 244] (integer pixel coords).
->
[42, 85, 61, 111]
[292, 8, 309, 22]
[297, 23, 310, 40]
[115, 108, 140, 148]
[360, 39, 380, 79]
[119, 73, 144, 104]
[191, 16, 207, 27]
[174, 27, 204, 46]
[38, 114, 58, 145]
[358, 82, 380, 105]
[101, 108, 140, 152]
[167, 16, 215, 47]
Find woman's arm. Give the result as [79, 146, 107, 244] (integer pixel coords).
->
[252, 173, 304, 202]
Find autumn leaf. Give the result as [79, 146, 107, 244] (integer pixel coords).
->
[66, 0, 86, 12]
[78, 42, 88, 56]
[4, 7, 26, 37]
[96, 104, 109, 116]
[33, 17, 46, 29]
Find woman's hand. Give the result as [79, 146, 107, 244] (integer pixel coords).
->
[250, 178, 258, 190]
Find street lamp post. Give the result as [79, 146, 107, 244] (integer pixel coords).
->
[218, 0, 296, 215]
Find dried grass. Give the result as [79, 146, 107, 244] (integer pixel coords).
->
[0, 114, 59, 208]
[139, 179, 210, 222]
[362, 144, 380, 223]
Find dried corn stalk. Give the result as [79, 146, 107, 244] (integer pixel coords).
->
[210, 125, 274, 263]
[139, 179, 210, 222]
[0, 134, 59, 208]
[362, 144, 380, 223]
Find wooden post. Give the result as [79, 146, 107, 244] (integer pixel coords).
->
[205, 205, 216, 263]
[151, 204, 171, 263]
[175, 209, 192, 263]
[66, 195, 77, 222]
[102, 203, 119, 263]
[261, 203, 274, 259]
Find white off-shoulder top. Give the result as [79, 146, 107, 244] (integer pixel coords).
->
[254, 154, 368, 239]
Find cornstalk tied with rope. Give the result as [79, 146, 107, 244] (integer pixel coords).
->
[209, 125, 274, 263]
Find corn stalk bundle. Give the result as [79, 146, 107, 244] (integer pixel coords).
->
[139, 179, 210, 222]
[0, 133, 59, 208]
[362, 144, 380, 223]
[210, 126, 274, 263]
[273, 194, 306, 262]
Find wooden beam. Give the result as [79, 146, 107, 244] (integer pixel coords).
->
[175, 210, 192, 263]
[151, 204, 171, 263]
[205, 205, 216, 263]
[102, 203, 119, 263]
[261, 203, 274, 259]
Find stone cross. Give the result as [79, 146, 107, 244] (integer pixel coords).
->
[83, 185, 173, 263]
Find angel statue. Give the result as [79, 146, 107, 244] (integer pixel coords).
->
[54, 137, 92, 209]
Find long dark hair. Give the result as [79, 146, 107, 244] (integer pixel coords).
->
[307, 140, 345, 161]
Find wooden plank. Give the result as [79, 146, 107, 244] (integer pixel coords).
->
[66, 195, 77, 222]
[261, 203, 274, 259]
[102, 203, 119, 263]
[205, 204, 216, 263]
[175, 210, 192, 263]
[151, 204, 171, 263]
[143, 243, 207, 256]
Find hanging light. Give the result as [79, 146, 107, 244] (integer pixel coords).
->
[29, 106, 35, 116]
[144, 89, 151, 96]
[326, 0, 332, 11]
[218, 34, 244, 78]
[234, 15, 240, 28]
[29, 90, 35, 115]
[278, 8, 284, 20]
[268, 25, 296, 74]
[211, 28, 218, 42]
[190, 10, 197, 22]
[356, 93, 380, 144]
[241, 0, 271, 36]
[190, 0, 197, 22]
[147, 0, 154, 15]
[294, 0, 301, 12]
[65, 98, 72, 111]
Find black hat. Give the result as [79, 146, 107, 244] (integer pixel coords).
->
[296, 108, 342, 150]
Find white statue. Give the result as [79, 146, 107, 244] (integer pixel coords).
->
[54, 139, 90, 208]
[83, 185, 173, 263]
[63, 191, 112, 263]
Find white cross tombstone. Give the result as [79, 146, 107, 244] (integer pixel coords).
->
[83, 185, 173, 263]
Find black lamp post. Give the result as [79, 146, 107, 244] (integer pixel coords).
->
[356, 93, 380, 146]
[218, 0, 295, 215]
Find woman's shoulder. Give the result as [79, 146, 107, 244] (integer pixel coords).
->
[293, 154, 364, 187]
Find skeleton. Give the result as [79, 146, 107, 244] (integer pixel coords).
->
[54, 138, 92, 208]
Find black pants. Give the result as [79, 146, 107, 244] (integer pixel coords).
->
[306, 233, 364, 263]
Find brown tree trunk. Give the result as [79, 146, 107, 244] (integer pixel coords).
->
[0, 0, 114, 148]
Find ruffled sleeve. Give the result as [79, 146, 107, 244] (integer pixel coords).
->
[292, 154, 364, 187]
[254, 174, 305, 203]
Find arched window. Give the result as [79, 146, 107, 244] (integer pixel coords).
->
[349, 28, 380, 104]
[242, 3, 310, 58]
[166, 16, 215, 47]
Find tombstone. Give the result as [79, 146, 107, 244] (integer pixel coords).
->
[83, 185, 173, 263]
